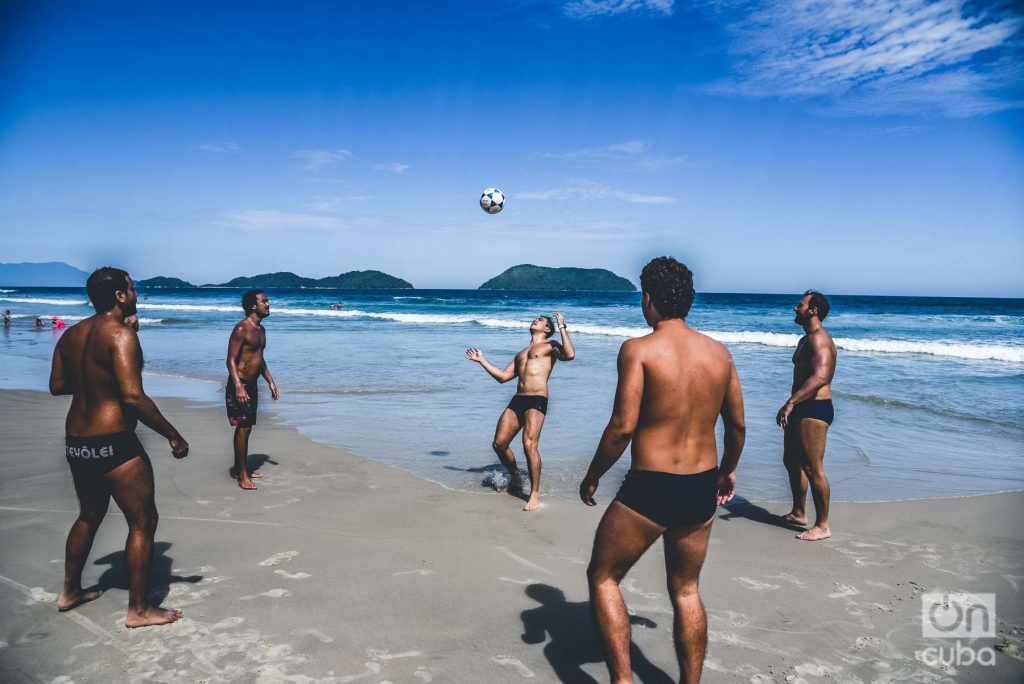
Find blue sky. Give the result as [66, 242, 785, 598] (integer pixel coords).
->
[1, 0, 1022, 295]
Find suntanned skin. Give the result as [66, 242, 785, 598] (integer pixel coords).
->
[776, 294, 837, 541]
[466, 312, 575, 511]
[226, 293, 279, 490]
[580, 292, 745, 684]
[48, 276, 189, 628]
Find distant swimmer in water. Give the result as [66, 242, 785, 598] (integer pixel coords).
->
[3, 310, 10, 326]
[34, 317, 45, 328]
[466, 312, 575, 511]
[225, 289, 280, 490]
[329, 302, 344, 310]
[52, 316, 65, 329]
[777, 290, 837, 541]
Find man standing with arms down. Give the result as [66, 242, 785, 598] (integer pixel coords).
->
[777, 290, 837, 541]
[466, 312, 575, 511]
[49, 267, 189, 628]
[581, 257, 745, 683]
[226, 289, 279, 490]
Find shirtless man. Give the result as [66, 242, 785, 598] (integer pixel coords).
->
[465, 312, 575, 511]
[49, 267, 189, 628]
[776, 290, 837, 541]
[581, 257, 745, 683]
[226, 289, 279, 490]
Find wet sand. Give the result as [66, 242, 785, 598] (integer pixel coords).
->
[0, 389, 1021, 682]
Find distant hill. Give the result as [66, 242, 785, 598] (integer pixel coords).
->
[203, 270, 413, 289]
[480, 265, 636, 291]
[137, 276, 196, 288]
[0, 262, 90, 287]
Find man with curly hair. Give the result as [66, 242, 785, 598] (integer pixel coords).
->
[580, 256, 746, 683]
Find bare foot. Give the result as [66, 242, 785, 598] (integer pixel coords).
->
[523, 494, 540, 512]
[796, 525, 831, 541]
[57, 589, 103, 612]
[238, 478, 257, 490]
[125, 606, 183, 628]
[781, 512, 808, 526]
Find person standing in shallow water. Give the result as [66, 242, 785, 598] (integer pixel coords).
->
[49, 267, 190, 628]
[226, 289, 280, 490]
[466, 312, 575, 511]
[581, 256, 745, 683]
[777, 290, 837, 541]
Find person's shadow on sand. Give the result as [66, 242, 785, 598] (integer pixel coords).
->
[92, 541, 202, 603]
[717, 497, 806, 532]
[520, 583, 673, 684]
[227, 453, 278, 480]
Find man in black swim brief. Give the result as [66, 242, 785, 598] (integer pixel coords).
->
[65, 432, 149, 477]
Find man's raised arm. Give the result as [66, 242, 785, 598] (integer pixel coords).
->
[465, 348, 516, 383]
[552, 312, 575, 361]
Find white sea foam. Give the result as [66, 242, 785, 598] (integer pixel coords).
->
[0, 297, 87, 306]
[0, 289, 15, 293]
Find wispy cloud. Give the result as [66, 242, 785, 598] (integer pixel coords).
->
[218, 209, 347, 233]
[706, 0, 1024, 116]
[291, 148, 353, 171]
[563, 0, 674, 20]
[194, 142, 242, 153]
[374, 162, 411, 174]
[300, 196, 370, 212]
[540, 139, 686, 169]
[519, 180, 676, 204]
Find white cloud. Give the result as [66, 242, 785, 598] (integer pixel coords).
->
[374, 162, 411, 173]
[218, 209, 347, 233]
[291, 148, 353, 171]
[301, 196, 370, 211]
[540, 139, 686, 169]
[194, 142, 242, 153]
[563, 0, 674, 19]
[707, 0, 1024, 116]
[519, 180, 676, 204]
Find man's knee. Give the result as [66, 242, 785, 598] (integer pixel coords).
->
[587, 559, 623, 589]
[236, 425, 252, 436]
[491, 440, 508, 453]
[78, 507, 107, 526]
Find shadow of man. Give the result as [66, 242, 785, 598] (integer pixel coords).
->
[228, 452, 279, 480]
[93, 541, 202, 604]
[520, 583, 673, 684]
[717, 497, 806, 532]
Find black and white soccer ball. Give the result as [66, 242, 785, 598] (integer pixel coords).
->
[480, 187, 505, 214]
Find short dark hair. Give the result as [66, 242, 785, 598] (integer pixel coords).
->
[242, 289, 265, 313]
[86, 267, 131, 313]
[541, 315, 555, 339]
[805, 290, 830, 320]
[640, 256, 695, 320]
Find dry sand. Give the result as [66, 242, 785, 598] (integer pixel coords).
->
[1, 389, 1021, 683]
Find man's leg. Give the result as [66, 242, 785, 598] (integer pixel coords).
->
[57, 471, 110, 611]
[491, 408, 524, 492]
[797, 419, 831, 541]
[587, 501, 665, 684]
[782, 424, 808, 525]
[664, 518, 715, 684]
[106, 455, 182, 627]
[520, 409, 545, 511]
[234, 426, 256, 490]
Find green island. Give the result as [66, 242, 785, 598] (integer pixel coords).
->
[479, 264, 636, 291]
[136, 276, 196, 288]
[200, 270, 413, 289]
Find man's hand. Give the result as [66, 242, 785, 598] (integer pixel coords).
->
[579, 473, 599, 506]
[465, 347, 484, 363]
[776, 401, 793, 429]
[716, 470, 736, 505]
[269, 382, 280, 401]
[170, 435, 189, 459]
[235, 383, 250, 405]
[124, 315, 140, 332]
[553, 312, 565, 328]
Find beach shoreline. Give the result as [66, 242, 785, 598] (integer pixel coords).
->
[1, 388, 1022, 682]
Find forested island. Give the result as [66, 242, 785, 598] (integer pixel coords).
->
[479, 265, 636, 291]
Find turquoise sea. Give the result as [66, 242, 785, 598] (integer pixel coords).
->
[2, 286, 1022, 504]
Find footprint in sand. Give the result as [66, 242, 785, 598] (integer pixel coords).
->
[275, 569, 312, 580]
[829, 583, 860, 599]
[733, 577, 781, 594]
[293, 628, 334, 643]
[492, 655, 535, 678]
[259, 551, 298, 567]
[240, 588, 292, 600]
[29, 587, 58, 603]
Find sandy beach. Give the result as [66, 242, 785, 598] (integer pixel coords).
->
[1, 388, 1021, 683]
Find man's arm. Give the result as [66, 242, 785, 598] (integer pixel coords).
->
[226, 324, 252, 404]
[580, 340, 643, 505]
[113, 329, 189, 458]
[776, 334, 832, 427]
[717, 359, 746, 505]
[465, 348, 517, 383]
[551, 312, 575, 361]
[48, 342, 71, 395]
[260, 362, 280, 400]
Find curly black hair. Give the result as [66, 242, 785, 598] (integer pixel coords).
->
[86, 267, 131, 313]
[640, 257, 695, 320]
[804, 290, 830, 321]
[242, 289, 265, 313]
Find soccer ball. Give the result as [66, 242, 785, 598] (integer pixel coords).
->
[480, 187, 505, 214]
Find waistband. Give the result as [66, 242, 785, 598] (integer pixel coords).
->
[627, 466, 718, 479]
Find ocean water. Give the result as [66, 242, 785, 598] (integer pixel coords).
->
[2, 286, 1022, 504]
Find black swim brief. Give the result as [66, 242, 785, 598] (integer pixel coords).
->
[614, 467, 718, 528]
[788, 399, 834, 426]
[65, 432, 146, 476]
[506, 395, 548, 423]
[226, 378, 259, 427]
